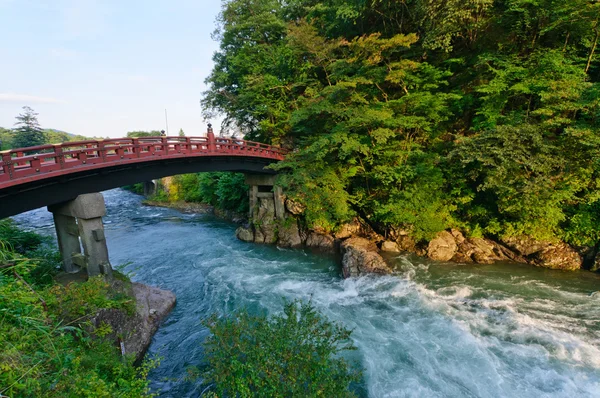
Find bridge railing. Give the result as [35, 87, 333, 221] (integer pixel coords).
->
[0, 135, 286, 185]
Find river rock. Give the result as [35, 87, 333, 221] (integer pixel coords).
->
[90, 282, 176, 363]
[502, 236, 582, 270]
[334, 219, 362, 239]
[381, 240, 400, 252]
[305, 232, 335, 251]
[501, 236, 552, 257]
[285, 198, 306, 215]
[530, 243, 582, 271]
[427, 231, 458, 261]
[341, 237, 391, 278]
[277, 218, 302, 248]
[593, 251, 600, 272]
[236, 226, 254, 242]
[454, 237, 511, 264]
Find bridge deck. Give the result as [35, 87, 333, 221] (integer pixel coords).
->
[0, 136, 286, 190]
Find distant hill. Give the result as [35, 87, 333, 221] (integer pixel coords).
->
[0, 127, 98, 150]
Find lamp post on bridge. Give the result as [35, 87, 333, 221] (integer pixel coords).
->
[207, 123, 216, 152]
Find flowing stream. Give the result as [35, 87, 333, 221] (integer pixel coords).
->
[13, 189, 600, 397]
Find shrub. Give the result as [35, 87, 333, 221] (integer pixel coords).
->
[0, 226, 154, 397]
[202, 300, 361, 397]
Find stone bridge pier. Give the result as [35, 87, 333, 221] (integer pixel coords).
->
[245, 174, 285, 220]
[237, 174, 303, 247]
[48, 193, 112, 278]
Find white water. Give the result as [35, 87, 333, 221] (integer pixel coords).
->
[13, 189, 600, 397]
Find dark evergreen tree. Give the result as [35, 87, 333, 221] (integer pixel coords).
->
[12, 106, 46, 148]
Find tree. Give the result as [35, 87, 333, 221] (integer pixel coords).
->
[12, 106, 46, 148]
[0, 127, 14, 150]
[202, 300, 361, 397]
[178, 128, 185, 136]
[126, 130, 161, 138]
[203, 0, 600, 245]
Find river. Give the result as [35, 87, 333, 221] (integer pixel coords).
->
[13, 189, 600, 397]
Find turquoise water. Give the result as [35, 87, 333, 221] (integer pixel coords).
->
[15, 189, 600, 397]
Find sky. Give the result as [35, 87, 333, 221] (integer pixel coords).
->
[0, 0, 224, 138]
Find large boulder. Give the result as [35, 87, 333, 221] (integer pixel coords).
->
[305, 232, 335, 251]
[90, 282, 176, 364]
[530, 243, 583, 271]
[285, 198, 306, 215]
[454, 236, 511, 264]
[502, 236, 582, 270]
[277, 218, 303, 248]
[236, 226, 254, 242]
[427, 231, 458, 261]
[381, 240, 400, 253]
[333, 219, 362, 239]
[341, 237, 392, 278]
[501, 236, 552, 257]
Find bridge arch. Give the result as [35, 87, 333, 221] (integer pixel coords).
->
[0, 128, 285, 219]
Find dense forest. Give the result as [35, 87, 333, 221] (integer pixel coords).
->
[202, 0, 600, 248]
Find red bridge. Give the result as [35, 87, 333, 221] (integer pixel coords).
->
[0, 128, 286, 218]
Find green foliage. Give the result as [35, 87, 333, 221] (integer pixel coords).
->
[152, 172, 249, 214]
[123, 182, 145, 195]
[0, 224, 154, 397]
[202, 300, 361, 397]
[204, 0, 600, 245]
[126, 131, 162, 138]
[0, 127, 14, 150]
[0, 219, 44, 254]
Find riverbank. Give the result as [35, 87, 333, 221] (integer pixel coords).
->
[0, 217, 176, 397]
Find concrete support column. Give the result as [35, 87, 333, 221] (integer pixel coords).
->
[249, 185, 258, 217]
[48, 193, 112, 279]
[52, 213, 81, 273]
[143, 180, 156, 196]
[78, 217, 111, 278]
[274, 186, 285, 220]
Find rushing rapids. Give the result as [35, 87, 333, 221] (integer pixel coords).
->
[14, 189, 600, 397]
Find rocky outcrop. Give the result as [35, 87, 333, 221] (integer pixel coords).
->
[454, 236, 515, 264]
[427, 231, 582, 270]
[502, 236, 582, 270]
[333, 219, 362, 239]
[285, 198, 306, 215]
[90, 282, 176, 363]
[529, 243, 582, 271]
[381, 240, 400, 253]
[305, 232, 336, 251]
[277, 218, 303, 248]
[593, 251, 600, 272]
[341, 238, 392, 277]
[428, 230, 518, 264]
[236, 225, 254, 242]
[427, 231, 458, 261]
[501, 236, 552, 257]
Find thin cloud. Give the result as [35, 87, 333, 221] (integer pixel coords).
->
[0, 93, 67, 104]
[49, 47, 78, 60]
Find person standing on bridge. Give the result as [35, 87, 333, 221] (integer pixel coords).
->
[160, 130, 166, 137]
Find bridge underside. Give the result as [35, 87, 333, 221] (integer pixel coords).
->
[0, 156, 275, 219]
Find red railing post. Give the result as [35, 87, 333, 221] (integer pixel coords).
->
[98, 140, 106, 162]
[54, 144, 65, 169]
[158, 137, 166, 155]
[207, 123, 216, 152]
[1, 151, 14, 180]
[132, 138, 140, 158]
